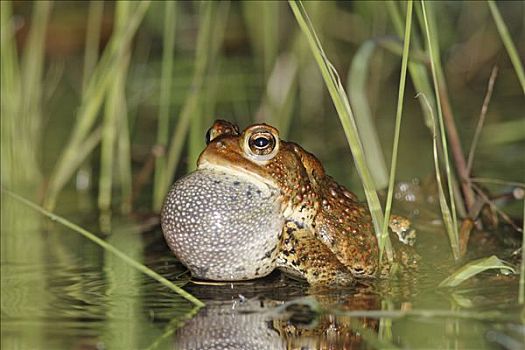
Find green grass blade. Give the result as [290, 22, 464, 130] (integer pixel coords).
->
[153, 1, 177, 211]
[288, 0, 393, 260]
[421, 0, 459, 260]
[82, 0, 104, 94]
[386, 0, 435, 128]
[439, 255, 515, 288]
[488, 0, 525, 95]
[117, 88, 133, 214]
[347, 40, 388, 190]
[2, 188, 205, 308]
[380, 0, 413, 258]
[98, 79, 122, 213]
[98, 1, 132, 213]
[113, 3, 134, 215]
[466, 66, 498, 173]
[419, 93, 460, 260]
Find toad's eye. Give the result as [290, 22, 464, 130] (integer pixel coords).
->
[242, 124, 280, 162]
[248, 132, 275, 155]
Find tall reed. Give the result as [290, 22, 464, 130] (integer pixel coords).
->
[421, 1, 460, 260]
[152, 1, 177, 212]
[380, 0, 413, 259]
[98, 2, 133, 215]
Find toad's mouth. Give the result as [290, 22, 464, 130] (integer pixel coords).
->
[198, 159, 280, 195]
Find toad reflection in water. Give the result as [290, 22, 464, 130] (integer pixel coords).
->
[173, 281, 383, 350]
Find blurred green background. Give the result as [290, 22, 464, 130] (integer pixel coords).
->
[2, 1, 523, 216]
[1, 1, 524, 349]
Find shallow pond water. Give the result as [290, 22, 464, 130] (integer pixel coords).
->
[1, 203, 523, 350]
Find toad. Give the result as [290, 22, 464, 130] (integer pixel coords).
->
[161, 120, 417, 285]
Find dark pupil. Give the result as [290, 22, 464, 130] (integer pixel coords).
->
[254, 136, 270, 148]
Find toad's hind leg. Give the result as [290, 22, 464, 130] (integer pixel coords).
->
[276, 221, 354, 286]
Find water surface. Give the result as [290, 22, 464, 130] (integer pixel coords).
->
[1, 205, 522, 349]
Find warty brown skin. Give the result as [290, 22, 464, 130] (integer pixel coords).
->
[195, 120, 410, 285]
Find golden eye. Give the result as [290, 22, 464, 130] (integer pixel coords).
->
[242, 125, 280, 162]
[248, 132, 275, 155]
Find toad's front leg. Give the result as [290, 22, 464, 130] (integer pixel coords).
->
[276, 221, 354, 286]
